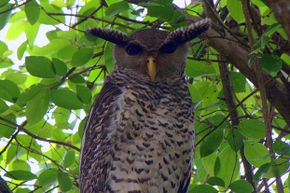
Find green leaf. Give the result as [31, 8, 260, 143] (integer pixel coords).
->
[0, 0, 9, 7]
[26, 87, 49, 125]
[262, 9, 277, 25]
[227, 0, 244, 23]
[215, 145, 240, 186]
[6, 144, 19, 164]
[105, 1, 129, 16]
[38, 3, 65, 25]
[147, 4, 175, 21]
[17, 41, 27, 60]
[201, 153, 217, 176]
[76, 85, 92, 104]
[263, 23, 281, 37]
[244, 141, 271, 167]
[53, 107, 71, 127]
[0, 41, 8, 55]
[253, 163, 271, 182]
[0, 4, 13, 30]
[226, 129, 244, 152]
[281, 53, 290, 65]
[25, 22, 40, 47]
[25, 56, 55, 78]
[288, 173, 290, 192]
[0, 115, 16, 138]
[58, 171, 73, 192]
[17, 84, 43, 106]
[78, 117, 87, 138]
[15, 188, 30, 193]
[57, 45, 78, 61]
[238, 119, 265, 139]
[273, 140, 290, 156]
[264, 158, 290, 178]
[51, 89, 83, 109]
[200, 129, 223, 157]
[5, 170, 37, 181]
[104, 43, 114, 72]
[5, 71, 27, 85]
[229, 72, 246, 93]
[259, 54, 282, 76]
[52, 58, 67, 76]
[25, 0, 40, 24]
[12, 159, 31, 171]
[186, 61, 216, 77]
[6, 21, 25, 40]
[38, 168, 58, 186]
[69, 74, 86, 83]
[71, 48, 93, 66]
[230, 180, 254, 193]
[190, 184, 218, 193]
[206, 177, 225, 187]
[0, 79, 20, 102]
[32, 39, 69, 55]
[63, 150, 75, 168]
[0, 99, 8, 113]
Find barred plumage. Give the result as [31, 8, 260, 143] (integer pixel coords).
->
[81, 69, 195, 192]
[80, 19, 210, 193]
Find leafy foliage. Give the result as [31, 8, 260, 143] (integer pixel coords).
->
[0, 0, 289, 193]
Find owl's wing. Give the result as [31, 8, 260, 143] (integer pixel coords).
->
[80, 77, 122, 193]
[178, 167, 192, 193]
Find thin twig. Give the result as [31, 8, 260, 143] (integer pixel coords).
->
[196, 89, 258, 146]
[0, 0, 32, 15]
[0, 116, 80, 151]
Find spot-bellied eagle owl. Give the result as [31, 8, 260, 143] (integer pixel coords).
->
[80, 19, 210, 193]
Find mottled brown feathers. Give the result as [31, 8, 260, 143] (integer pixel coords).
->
[162, 18, 211, 47]
[87, 28, 130, 45]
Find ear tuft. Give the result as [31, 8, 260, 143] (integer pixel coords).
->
[164, 18, 211, 46]
[87, 28, 130, 45]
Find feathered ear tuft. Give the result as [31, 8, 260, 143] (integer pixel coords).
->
[87, 28, 130, 45]
[162, 18, 211, 46]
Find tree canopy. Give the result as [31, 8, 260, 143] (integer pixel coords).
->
[0, 0, 289, 192]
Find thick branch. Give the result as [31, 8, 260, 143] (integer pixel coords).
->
[265, 0, 290, 41]
[218, 62, 239, 125]
[218, 60, 257, 192]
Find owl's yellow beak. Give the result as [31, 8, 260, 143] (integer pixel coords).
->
[147, 56, 157, 81]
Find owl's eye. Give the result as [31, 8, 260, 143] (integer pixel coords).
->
[159, 43, 177, 54]
[125, 43, 142, 55]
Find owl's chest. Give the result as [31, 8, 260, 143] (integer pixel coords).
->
[107, 87, 195, 192]
[117, 86, 194, 139]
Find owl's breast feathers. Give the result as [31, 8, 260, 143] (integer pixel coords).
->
[80, 69, 195, 193]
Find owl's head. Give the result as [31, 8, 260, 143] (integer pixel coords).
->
[88, 19, 210, 81]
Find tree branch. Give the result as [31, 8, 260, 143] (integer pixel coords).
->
[0, 176, 12, 193]
[0, 116, 80, 152]
[264, 0, 290, 40]
[0, 0, 32, 15]
[218, 58, 257, 192]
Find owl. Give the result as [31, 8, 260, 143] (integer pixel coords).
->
[80, 19, 210, 193]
